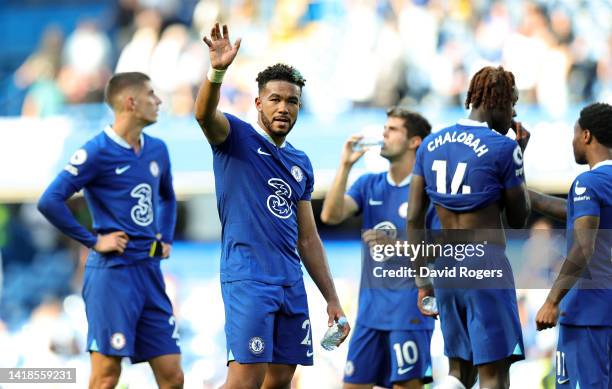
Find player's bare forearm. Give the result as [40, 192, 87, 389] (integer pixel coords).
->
[194, 79, 229, 145]
[546, 216, 598, 304]
[528, 189, 567, 221]
[320, 164, 351, 224]
[406, 175, 430, 286]
[299, 235, 340, 304]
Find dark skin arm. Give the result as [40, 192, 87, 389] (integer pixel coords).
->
[501, 183, 531, 228]
[297, 201, 351, 343]
[528, 189, 567, 221]
[406, 174, 437, 318]
[535, 215, 599, 330]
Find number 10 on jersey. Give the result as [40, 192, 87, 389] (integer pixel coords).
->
[432, 160, 471, 194]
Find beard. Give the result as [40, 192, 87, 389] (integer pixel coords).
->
[261, 112, 295, 137]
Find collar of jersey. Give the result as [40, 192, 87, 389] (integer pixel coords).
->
[457, 118, 489, 128]
[104, 126, 145, 150]
[386, 172, 412, 187]
[252, 122, 287, 148]
[591, 160, 612, 170]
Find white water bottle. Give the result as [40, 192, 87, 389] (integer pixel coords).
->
[320, 317, 348, 351]
[352, 139, 384, 151]
[421, 296, 438, 314]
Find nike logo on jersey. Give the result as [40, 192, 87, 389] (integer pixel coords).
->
[397, 365, 415, 375]
[368, 199, 383, 206]
[556, 378, 569, 384]
[115, 165, 131, 175]
[257, 147, 272, 156]
[574, 181, 586, 195]
[306, 350, 314, 357]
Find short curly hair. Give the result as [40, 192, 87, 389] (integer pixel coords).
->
[578, 102, 612, 148]
[256, 63, 306, 92]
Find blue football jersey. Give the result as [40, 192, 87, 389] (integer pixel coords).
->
[213, 113, 314, 285]
[347, 172, 436, 330]
[38, 126, 176, 266]
[560, 161, 612, 326]
[414, 119, 525, 212]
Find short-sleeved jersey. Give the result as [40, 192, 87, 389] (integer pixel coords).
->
[39, 127, 176, 266]
[347, 172, 436, 330]
[213, 113, 314, 285]
[560, 161, 612, 326]
[413, 119, 524, 212]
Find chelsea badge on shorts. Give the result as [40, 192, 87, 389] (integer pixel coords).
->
[291, 165, 304, 182]
[110, 332, 126, 350]
[248, 337, 265, 355]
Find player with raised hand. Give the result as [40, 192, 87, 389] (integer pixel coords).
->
[533, 102, 612, 389]
[406, 66, 531, 389]
[321, 107, 436, 389]
[37, 72, 183, 389]
[195, 23, 350, 389]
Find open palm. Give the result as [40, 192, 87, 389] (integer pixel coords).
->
[203, 23, 241, 70]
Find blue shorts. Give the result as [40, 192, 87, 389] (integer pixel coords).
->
[221, 278, 313, 365]
[343, 325, 433, 387]
[435, 288, 524, 365]
[556, 324, 612, 389]
[83, 255, 180, 363]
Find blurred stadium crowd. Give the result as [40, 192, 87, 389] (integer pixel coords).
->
[0, 0, 611, 387]
[2, 0, 611, 118]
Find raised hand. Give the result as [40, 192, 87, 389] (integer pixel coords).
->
[202, 23, 241, 70]
[512, 120, 531, 153]
[340, 134, 367, 167]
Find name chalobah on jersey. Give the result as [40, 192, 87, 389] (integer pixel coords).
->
[421, 266, 503, 280]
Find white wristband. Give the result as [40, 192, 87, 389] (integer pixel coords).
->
[207, 66, 226, 83]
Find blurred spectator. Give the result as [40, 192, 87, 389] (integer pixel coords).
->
[59, 20, 112, 104]
[15, 25, 65, 117]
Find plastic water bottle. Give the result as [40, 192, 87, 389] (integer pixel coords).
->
[352, 139, 384, 151]
[321, 317, 348, 351]
[421, 296, 438, 314]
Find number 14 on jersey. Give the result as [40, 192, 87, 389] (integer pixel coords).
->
[432, 160, 471, 194]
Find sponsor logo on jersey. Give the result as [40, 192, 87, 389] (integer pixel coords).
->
[257, 147, 272, 156]
[115, 165, 131, 175]
[267, 178, 293, 219]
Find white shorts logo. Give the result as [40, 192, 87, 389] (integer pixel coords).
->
[248, 337, 265, 355]
[130, 183, 154, 226]
[267, 178, 293, 219]
[291, 165, 304, 182]
[150, 161, 160, 177]
[110, 332, 126, 350]
[344, 360, 355, 377]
